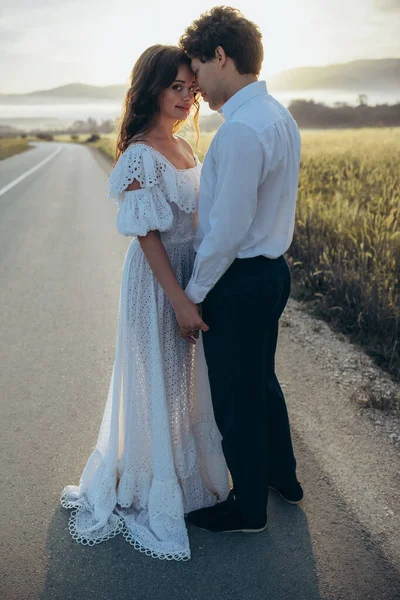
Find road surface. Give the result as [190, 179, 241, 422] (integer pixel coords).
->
[0, 142, 399, 600]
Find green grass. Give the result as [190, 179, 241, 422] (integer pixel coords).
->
[54, 133, 117, 161]
[188, 127, 400, 388]
[0, 137, 32, 160]
[58, 127, 400, 387]
[54, 134, 87, 143]
[89, 135, 116, 161]
[290, 128, 400, 387]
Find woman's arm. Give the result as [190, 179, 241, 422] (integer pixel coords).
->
[126, 179, 208, 341]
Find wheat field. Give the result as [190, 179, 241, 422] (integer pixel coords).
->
[189, 128, 400, 383]
[6, 127, 398, 382]
[291, 129, 400, 382]
[0, 137, 31, 160]
[95, 127, 400, 381]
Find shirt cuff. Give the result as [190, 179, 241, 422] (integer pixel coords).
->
[185, 279, 210, 304]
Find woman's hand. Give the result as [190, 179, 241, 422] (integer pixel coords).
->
[136, 231, 208, 344]
[173, 298, 209, 344]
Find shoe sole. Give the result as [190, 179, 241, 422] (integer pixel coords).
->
[269, 486, 303, 505]
[223, 525, 267, 533]
[197, 524, 267, 534]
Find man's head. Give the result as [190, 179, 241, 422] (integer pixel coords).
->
[179, 6, 263, 111]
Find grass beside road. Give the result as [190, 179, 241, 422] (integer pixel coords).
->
[0, 138, 32, 160]
[54, 133, 116, 162]
[88, 128, 400, 389]
[291, 128, 400, 391]
[49, 127, 400, 393]
[89, 136, 116, 162]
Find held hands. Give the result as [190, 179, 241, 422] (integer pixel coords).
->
[173, 299, 209, 344]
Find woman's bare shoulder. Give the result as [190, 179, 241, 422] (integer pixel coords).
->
[176, 135, 194, 154]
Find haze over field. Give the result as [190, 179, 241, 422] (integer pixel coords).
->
[1, 0, 400, 93]
[1, 1, 399, 129]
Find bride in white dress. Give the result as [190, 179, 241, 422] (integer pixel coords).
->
[61, 45, 229, 561]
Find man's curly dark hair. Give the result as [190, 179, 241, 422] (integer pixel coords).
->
[179, 6, 264, 75]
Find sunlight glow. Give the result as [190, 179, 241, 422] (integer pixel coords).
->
[1, 0, 399, 93]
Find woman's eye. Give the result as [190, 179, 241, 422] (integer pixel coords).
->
[172, 84, 199, 94]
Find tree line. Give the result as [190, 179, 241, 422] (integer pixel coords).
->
[288, 99, 400, 128]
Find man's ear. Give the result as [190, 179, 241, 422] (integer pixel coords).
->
[215, 46, 227, 67]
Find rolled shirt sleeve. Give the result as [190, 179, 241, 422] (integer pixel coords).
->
[185, 122, 265, 304]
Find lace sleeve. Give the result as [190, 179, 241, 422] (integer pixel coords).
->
[108, 144, 174, 237]
[116, 187, 173, 237]
[108, 144, 165, 204]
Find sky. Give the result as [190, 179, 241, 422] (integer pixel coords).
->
[1, 0, 400, 94]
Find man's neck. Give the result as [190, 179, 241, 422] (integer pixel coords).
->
[223, 75, 259, 104]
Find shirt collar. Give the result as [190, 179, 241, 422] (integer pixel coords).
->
[218, 80, 268, 121]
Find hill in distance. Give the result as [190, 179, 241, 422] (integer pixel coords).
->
[26, 83, 128, 99]
[1, 59, 399, 103]
[268, 59, 400, 92]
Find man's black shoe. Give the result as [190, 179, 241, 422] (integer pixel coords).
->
[186, 490, 267, 533]
[269, 481, 304, 504]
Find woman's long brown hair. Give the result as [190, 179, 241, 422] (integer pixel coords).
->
[115, 45, 200, 161]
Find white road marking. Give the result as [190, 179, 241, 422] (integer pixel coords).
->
[0, 146, 63, 198]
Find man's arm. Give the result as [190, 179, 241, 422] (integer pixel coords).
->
[185, 121, 265, 304]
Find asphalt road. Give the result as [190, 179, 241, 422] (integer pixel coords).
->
[0, 142, 399, 600]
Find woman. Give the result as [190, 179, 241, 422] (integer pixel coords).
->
[61, 45, 229, 561]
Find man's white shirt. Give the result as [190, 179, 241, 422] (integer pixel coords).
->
[185, 80, 301, 305]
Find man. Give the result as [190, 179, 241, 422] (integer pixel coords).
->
[179, 6, 303, 533]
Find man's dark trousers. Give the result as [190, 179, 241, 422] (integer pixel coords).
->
[202, 255, 297, 523]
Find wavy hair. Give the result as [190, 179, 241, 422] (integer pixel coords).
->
[115, 45, 200, 161]
[179, 6, 263, 75]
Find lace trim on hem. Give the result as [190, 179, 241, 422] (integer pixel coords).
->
[120, 525, 190, 561]
[65, 507, 125, 546]
[61, 503, 191, 561]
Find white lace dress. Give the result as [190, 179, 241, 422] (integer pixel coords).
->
[61, 143, 230, 561]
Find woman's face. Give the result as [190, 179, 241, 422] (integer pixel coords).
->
[158, 63, 198, 121]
